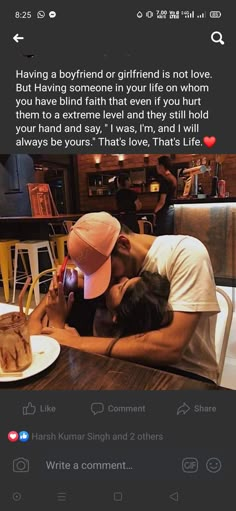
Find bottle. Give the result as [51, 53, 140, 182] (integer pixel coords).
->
[192, 175, 198, 196]
[211, 176, 218, 197]
[217, 162, 226, 197]
[218, 179, 226, 198]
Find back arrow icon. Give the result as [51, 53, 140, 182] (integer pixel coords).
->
[169, 492, 179, 502]
[13, 34, 24, 43]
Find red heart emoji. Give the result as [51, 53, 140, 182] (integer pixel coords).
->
[203, 136, 216, 148]
[8, 431, 19, 442]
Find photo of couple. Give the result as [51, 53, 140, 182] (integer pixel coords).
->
[0, 153, 235, 391]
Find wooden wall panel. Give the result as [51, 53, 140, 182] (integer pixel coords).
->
[174, 203, 236, 280]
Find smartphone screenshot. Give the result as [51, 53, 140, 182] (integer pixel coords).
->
[0, 2, 235, 509]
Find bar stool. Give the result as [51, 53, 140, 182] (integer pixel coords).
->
[48, 222, 68, 265]
[12, 240, 55, 306]
[49, 234, 68, 264]
[0, 239, 25, 302]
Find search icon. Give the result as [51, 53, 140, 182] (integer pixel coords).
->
[211, 31, 225, 45]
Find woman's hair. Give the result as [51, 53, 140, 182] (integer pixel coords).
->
[114, 271, 172, 336]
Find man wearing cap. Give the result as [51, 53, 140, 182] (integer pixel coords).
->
[67, 211, 121, 299]
[42, 211, 220, 383]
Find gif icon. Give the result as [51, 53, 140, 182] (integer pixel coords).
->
[12, 458, 30, 473]
[182, 458, 199, 474]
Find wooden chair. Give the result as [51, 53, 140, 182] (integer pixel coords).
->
[25, 268, 56, 314]
[215, 287, 233, 385]
[138, 220, 153, 234]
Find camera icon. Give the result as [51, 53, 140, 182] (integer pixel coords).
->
[12, 458, 30, 473]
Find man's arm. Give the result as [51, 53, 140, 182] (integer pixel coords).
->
[42, 311, 201, 366]
[154, 193, 167, 213]
[135, 198, 142, 211]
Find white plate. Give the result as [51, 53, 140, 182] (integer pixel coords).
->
[0, 335, 60, 382]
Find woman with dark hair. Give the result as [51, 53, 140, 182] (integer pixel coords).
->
[29, 271, 172, 342]
[111, 271, 172, 336]
[154, 156, 177, 236]
[93, 271, 172, 338]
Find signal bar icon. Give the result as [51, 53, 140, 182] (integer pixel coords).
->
[181, 10, 195, 19]
[197, 12, 207, 18]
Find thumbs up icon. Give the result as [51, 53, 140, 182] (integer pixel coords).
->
[22, 402, 36, 416]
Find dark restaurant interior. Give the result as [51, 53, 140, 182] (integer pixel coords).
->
[0, 153, 235, 391]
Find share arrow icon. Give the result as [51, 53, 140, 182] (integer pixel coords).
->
[13, 34, 24, 43]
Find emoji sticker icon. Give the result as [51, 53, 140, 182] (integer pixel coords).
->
[206, 457, 222, 473]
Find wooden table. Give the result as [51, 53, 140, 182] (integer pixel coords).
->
[0, 345, 220, 391]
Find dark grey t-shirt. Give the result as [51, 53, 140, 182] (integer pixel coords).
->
[116, 188, 138, 212]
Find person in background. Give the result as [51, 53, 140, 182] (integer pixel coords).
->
[153, 156, 177, 236]
[116, 173, 142, 233]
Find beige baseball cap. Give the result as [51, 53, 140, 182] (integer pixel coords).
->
[67, 212, 120, 298]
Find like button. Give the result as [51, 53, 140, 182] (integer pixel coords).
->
[19, 431, 30, 443]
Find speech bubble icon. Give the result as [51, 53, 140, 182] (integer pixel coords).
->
[91, 402, 105, 416]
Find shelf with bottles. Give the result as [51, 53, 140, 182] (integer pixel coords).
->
[88, 187, 113, 197]
[87, 166, 159, 197]
[87, 173, 116, 196]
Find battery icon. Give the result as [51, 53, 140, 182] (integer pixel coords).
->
[210, 11, 222, 18]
